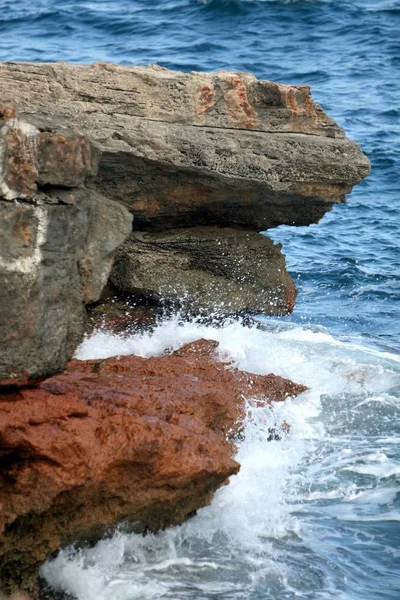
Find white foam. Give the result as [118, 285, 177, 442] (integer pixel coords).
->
[42, 317, 400, 600]
[349, 486, 398, 505]
[343, 462, 400, 479]
[75, 316, 399, 394]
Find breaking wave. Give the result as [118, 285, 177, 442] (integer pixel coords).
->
[42, 317, 400, 599]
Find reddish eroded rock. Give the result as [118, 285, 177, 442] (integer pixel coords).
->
[197, 85, 216, 114]
[86, 306, 159, 335]
[218, 74, 259, 129]
[0, 111, 38, 198]
[269, 82, 324, 133]
[286, 278, 298, 313]
[0, 339, 307, 595]
[0, 105, 99, 199]
[36, 131, 99, 187]
[85, 290, 160, 336]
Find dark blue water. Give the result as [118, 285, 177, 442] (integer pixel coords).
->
[2, 1, 399, 599]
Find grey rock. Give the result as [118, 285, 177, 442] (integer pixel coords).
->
[78, 194, 133, 304]
[0, 107, 100, 199]
[0, 62, 371, 381]
[0, 190, 132, 386]
[111, 228, 297, 315]
[0, 106, 132, 385]
[0, 62, 370, 230]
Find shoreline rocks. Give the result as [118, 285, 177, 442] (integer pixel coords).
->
[1, 62, 370, 231]
[0, 63, 370, 384]
[0, 107, 133, 386]
[111, 227, 297, 314]
[0, 61, 368, 598]
[0, 339, 307, 597]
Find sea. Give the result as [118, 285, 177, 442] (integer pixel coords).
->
[1, 1, 399, 598]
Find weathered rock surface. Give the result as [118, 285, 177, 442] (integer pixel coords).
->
[0, 109, 132, 386]
[0, 60, 368, 600]
[0, 63, 371, 333]
[86, 290, 160, 335]
[0, 62, 370, 230]
[0, 104, 100, 200]
[111, 227, 297, 314]
[0, 339, 307, 596]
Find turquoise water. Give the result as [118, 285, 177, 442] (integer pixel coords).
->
[1, 1, 399, 598]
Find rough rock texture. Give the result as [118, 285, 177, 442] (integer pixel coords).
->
[86, 293, 160, 336]
[0, 339, 307, 596]
[0, 105, 99, 200]
[111, 227, 297, 314]
[0, 108, 133, 386]
[0, 62, 370, 230]
[0, 62, 371, 324]
[0, 61, 366, 600]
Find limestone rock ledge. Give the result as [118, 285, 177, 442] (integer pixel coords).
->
[0, 62, 370, 357]
[0, 62, 370, 230]
[0, 339, 307, 597]
[0, 62, 366, 600]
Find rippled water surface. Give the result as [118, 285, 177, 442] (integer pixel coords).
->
[1, 0, 399, 349]
[1, 0, 399, 598]
[42, 318, 400, 600]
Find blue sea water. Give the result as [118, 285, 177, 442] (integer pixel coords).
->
[1, 0, 399, 351]
[1, 1, 399, 599]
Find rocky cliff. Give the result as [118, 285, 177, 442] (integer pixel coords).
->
[0, 62, 370, 598]
[0, 62, 370, 384]
[0, 62, 369, 230]
[0, 103, 132, 386]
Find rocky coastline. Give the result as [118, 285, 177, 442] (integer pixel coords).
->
[0, 62, 370, 598]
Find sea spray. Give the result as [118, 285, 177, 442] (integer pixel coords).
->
[42, 317, 400, 599]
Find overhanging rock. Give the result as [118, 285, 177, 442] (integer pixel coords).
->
[0, 62, 370, 230]
[0, 62, 370, 383]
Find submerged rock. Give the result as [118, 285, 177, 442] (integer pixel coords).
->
[0, 339, 307, 596]
[111, 227, 297, 314]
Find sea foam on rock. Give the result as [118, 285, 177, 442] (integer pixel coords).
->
[110, 227, 297, 315]
[0, 62, 369, 598]
[0, 339, 306, 597]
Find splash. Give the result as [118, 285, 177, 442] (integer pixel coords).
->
[42, 317, 400, 599]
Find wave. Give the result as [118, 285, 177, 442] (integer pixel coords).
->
[41, 317, 400, 600]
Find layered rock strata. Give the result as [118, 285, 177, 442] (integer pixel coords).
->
[111, 227, 297, 314]
[0, 62, 368, 599]
[0, 62, 370, 230]
[0, 62, 370, 336]
[0, 339, 307, 596]
[0, 106, 132, 385]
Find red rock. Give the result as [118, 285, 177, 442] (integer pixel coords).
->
[0, 105, 99, 198]
[0, 339, 307, 596]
